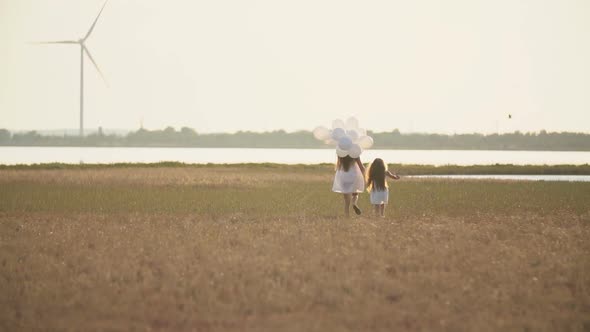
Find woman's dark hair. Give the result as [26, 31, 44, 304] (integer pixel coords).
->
[366, 158, 387, 191]
[336, 155, 355, 172]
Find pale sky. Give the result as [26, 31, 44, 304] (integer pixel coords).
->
[1, 0, 589, 134]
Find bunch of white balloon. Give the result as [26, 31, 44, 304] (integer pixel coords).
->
[313, 117, 374, 158]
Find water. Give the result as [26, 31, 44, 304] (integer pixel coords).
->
[409, 175, 590, 182]
[2, 147, 589, 181]
[0, 146, 588, 166]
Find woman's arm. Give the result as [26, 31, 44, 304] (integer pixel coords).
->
[356, 158, 366, 174]
[386, 170, 400, 180]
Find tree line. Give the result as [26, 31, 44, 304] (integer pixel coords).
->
[1, 127, 589, 151]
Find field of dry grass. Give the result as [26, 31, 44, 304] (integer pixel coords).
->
[1, 165, 589, 331]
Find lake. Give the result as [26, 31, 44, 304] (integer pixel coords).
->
[409, 175, 590, 182]
[1, 146, 589, 166]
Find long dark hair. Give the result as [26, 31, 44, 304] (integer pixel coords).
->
[336, 155, 355, 172]
[366, 158, 387, 191]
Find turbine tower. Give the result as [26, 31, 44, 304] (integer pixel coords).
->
[33, 1, 109, 137]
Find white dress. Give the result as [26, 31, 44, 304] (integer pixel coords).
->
[332, 164, 365, 193]
[370, 189, 389, 204]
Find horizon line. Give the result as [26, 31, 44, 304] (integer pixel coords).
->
[3, 127, 590, 136]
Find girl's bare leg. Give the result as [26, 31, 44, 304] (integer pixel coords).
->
[379, 204, 385, 217]
[343, 194, 352, 217]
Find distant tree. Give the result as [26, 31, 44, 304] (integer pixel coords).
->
[179, 127, 198, 145]
[0, 129, 10, 144]
[12, 131, 42, 145]
[180, 127, 197, 136]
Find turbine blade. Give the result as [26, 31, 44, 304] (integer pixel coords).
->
[29, 40, 78, 44]
[83, 45, 108, 86]
[84, 0, 108, 40]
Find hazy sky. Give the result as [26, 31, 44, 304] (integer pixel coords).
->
[1, 0, 589, 134]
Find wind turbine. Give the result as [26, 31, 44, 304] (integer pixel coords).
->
[33, 1, 109, 137]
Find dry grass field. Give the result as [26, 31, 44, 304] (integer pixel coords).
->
[1, 165, 589, 331]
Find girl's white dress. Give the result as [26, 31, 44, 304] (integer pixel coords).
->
[332, 164, 365, 193]
[370, 189, 389, 204]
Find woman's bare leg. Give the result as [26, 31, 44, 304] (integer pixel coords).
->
[351, 193, 362, 215]
[343, 194, 352, 217]
[379, 204, 385, 217]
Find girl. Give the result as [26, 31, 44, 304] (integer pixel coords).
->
[366, 158, 400, 217]
[332, 155, 366, 217]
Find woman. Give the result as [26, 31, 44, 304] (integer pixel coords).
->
[332, 155, 366, 217]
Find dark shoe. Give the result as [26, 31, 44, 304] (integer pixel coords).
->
[353, 205, 361, 215]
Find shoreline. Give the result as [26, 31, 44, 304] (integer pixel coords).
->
[2, 162, 590, 175]
[2, 144, 590, 152]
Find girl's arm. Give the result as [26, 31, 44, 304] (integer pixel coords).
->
[386, 170, 400, 180]
[356, 158, 366, 174]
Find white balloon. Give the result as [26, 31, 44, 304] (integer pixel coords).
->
[346, 129, 359, 142]
[325, 138, 337, 145]
[345, 117, 359, 130]
[336, 147, 349, 157]
[314, 118, 373, 155]
[338, 136, 353, 150]
[332, 119, 345, 129]
[357, 136, 374, 149]
[348, 144, 362, 158]
[313, 126, 331, 140]
[331, 127, 346, 140]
